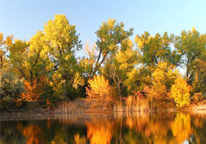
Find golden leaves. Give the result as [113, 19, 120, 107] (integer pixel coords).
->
[170, 77, 191, 107]
[72, 72, 84, 89]
[74, 134, 87, 144]
[86, 119, 114, 144]
[147, 61, 178, 101]
[171, 113, 191, 144]
[86, 75, 111, 101]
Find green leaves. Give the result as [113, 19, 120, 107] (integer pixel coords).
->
[42, 15, 83, 99]
[174, 27, 206, 82]
[0, 70, 24, 109]
[135, 31, 174, 66]
[96, 19, 133, 55]
[91, 19, 133, 77]
[2, 15, 206, 109]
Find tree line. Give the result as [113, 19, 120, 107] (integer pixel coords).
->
[1, 14, 206, 110]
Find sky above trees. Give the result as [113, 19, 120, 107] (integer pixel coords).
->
[1, 0, 206, 49]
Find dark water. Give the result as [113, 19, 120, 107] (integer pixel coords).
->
[1, 112, 206, 144]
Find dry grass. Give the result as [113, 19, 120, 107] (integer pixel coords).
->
[113, 96, 150, 112]
[54, 99, 113, 114]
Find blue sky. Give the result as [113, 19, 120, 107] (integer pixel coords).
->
[1, 0, 206, 50]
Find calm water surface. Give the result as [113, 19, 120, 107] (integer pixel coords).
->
[1, 112, 206, 144]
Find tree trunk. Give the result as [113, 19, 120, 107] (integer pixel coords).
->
[0, 56, 2, 69]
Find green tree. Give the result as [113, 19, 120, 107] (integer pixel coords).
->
[91, 19, 133, 77]
[42, 14, 83, 99]
[135, 32, 178, 67]
[0, 33, 13, 69]
[193, 60, 206, 93]
[102, 38, 138, 102]
[9, 32, 47, 100]
[174, 27, 206, 83]
[9, 39, 29, 79]
[9, 33, 46, 83]
[0, 70, 24, 109]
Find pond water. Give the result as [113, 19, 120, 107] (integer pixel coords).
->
[1, 112, 206, 144]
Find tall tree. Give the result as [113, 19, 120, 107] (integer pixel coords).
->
[0, 33, 13, 69]
[9, 31, 45, 84]
[91, 19, 133, 77]
[9, 39, 29, 79]
[135, 32, 179, 67]
[146, 61, 179, 109]
[102, 38, 138, 102]
[42, 14, 83, 98]
[174, 27, 206, 83]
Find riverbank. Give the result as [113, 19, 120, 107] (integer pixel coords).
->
[1, 99, 206, 121]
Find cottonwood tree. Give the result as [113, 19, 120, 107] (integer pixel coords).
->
[174, 27, 206, 83]
[0, 33, 13, 69]
[90, 19, 133, 77]
[135, 32, 178, 67]
[102, 38, 138, 102]
[146, 61, 179, 109]
[41, 14, 83, 99]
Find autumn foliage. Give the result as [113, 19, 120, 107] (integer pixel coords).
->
[1, 15, 206, 110]
[86, 119, 114, 144]
[21, 80, 39, 101]
[170, 77, 191, 107]
[86, 75, 112, 102]
[147, 61, 178, 100]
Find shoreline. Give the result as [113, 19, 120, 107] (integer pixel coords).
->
[1, 107, 206, 121]
[1, 99, 206, 121]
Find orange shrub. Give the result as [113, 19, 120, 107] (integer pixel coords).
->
[22, 80, 39, 101]
[86, 75, 112, 102]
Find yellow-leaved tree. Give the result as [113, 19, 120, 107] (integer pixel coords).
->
[143, 61, 180, 109]
[0, 33, 13, 69]
[170, 77, 191, 107]
[86, 75, 112, 101]
[147, 61, 179, 101]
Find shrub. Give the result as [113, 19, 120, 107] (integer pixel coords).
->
[21, 80, 39, 101]
[0, 71, 24, 109]
[86, 75, 112, 102]
[170, 77, 191, 107]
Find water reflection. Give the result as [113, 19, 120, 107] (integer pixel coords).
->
[1, 112, 206, 144]
[86, 119, 114, 144]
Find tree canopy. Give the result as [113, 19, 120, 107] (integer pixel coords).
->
[1, 14, 206, 110]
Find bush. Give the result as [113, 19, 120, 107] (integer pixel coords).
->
[21, 80, 39, 101]
[170, 77, 191, 107]
[0, 71, 24, 109]
[86, 75, 113, 102]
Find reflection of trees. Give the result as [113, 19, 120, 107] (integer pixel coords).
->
[49, 119, 87, 144]
[123, 112, 205, 144]
[0, 120, 87, 144]
[191, 115, 206, 144]
[86, 119, 114, 144]
[0, 122, 26, 144]
[125, 113, 150, 134]
[21, 125, 42, 144]
[1, 113, 206, 144]
[74, 134, 87, 144]
[171, 113, 191, 144]
[123, 113, 174, 144]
